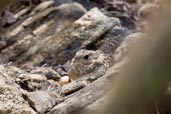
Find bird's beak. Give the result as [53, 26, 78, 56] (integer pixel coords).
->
[92, 59, 103, 64]
[92, 59, 99, 64]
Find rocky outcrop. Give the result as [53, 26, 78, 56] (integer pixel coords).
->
[0, 72, 37, 114]
[0, 0, 161, 114]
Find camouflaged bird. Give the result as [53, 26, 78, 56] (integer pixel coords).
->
[68, 26, 128, 79]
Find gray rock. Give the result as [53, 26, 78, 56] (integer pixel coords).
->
[30, 0, 54, 16]
[17, 74, 49, 91]
[24, 91, 57, 113]
[53, 0, 95, 9]
[0, 65, 26, 81]
[26, 7, 119, 66]
[0, 40, 7, 49]
[1, 3, 87, 65]
[114, 32, 144, 62]
[1, 10, 17, 26]
[138, 3, 158, 19]
[30, 67, 61, 81]
[0, 73, 37, 114]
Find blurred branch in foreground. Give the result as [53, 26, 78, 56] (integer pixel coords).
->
[99, 1, 171, 114]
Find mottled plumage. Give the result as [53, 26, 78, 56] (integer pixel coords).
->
[68, 26, 128, 79]
[68, 49, 114, 80]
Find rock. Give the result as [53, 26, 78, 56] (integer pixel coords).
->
[138, 3, 159, 19]
[101, 1, 136, 29]
[0, 74, 37, 114]
[56, 65, 68, 76]
[48, 79, 60, 89]
[30, 67, 61, 81]
[24, 7, 119, 66]
[5, 65, 26, 80]
[113, 32, 144, 62]
[56, 61, 70, 76]
[24, 91, 57, 113]
[27, 73, 48, 82]
[48, 75, 110, 114]
[0, 3, 87, 65]
[53, 0, 96, 9]
[59, 80, 87, 95]
[88, 0, 110, 7]
[1, 9, 17, 27]
[30, 0, 54, 16]
[25, 74, 48, 91]
[126, 0, 137, 3]
[14, 7, 32, 19]
[16, 73, 49, 91]
[0, 65, 30, 84]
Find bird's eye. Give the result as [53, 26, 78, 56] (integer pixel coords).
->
[83, 55, 89, 60]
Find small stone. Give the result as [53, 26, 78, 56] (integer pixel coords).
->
[0, 74, 37, 114]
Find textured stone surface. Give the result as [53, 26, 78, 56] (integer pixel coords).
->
[23, 7, 119, 66]
[0, 73, 37, 114]
[24, 91, 57, 113]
